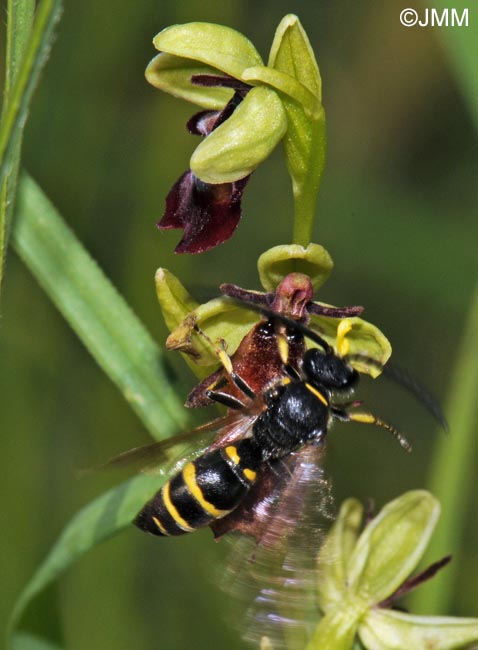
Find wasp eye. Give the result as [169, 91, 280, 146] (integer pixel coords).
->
[302, 349, 358, 390]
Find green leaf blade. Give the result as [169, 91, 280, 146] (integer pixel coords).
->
[12, 173, 188, 440]
[9, 474, 162, 643]
[0, 0, 63, 305]
[410, 288, 478, 614]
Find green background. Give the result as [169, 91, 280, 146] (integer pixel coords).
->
[1, 1, 476, 648]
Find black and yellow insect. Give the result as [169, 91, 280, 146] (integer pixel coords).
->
[133, 313, 411, 539]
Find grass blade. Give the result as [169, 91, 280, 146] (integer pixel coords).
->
[12, 173, 189, 440]
[0, 0, 62, 303]
[12, 633, 62, 650]
[433, 0, 478, 120]
[8, 474, 163, 646]
[409, 287, 478, 613]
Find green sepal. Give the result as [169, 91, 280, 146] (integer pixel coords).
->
[257, 243, 333, 291]
[190, 86, 287, 184]
[268, 14, 322, 99]
[359, 609, 478, 650]
[155, 267, 199, 332]
[152, 22, 263, 80]
[316, 498, 364, 612]
[268, 15, 326, 247]
[165, 296, 258, 374]
[308, 314, 391, 378]
[306, 608, 363, 650]
[284, 101, 326, 247]
[347, 491, 440, 607]
[241, 65, 320, 118]
[145, 53, 233, 109]
[155, 268, 210, 379]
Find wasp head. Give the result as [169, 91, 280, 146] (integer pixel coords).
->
[302, 348, 359, 391]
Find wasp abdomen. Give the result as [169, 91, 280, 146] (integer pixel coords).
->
[135, 439, 260, 537]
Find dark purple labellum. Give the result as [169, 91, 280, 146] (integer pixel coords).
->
[187, 110, 222, 136]
[158, 171, 250, 254]
[158, 88, 252, 254]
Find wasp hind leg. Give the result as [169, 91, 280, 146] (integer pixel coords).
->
[332, 406, 412, 452]
[193, 324, 256, 405]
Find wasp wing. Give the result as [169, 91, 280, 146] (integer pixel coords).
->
[382, 361, 449, 430]
[214, 443, 334, 649]
[96, 407, 262, 477]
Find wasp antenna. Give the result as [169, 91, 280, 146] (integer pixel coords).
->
[347, 353, 384, 373]
[222, 297, 333, 353]
[307, 302, 365, 317]
[345, 409, 413, 453]
[382, 362, 449, 432]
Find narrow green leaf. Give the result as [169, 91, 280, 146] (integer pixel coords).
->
[12, 632, 62, 650]
[433, 0, 477, 121]
[9, 474, 162, 643]
[0, 0, 61, 168]
[1, 0, 36, 299]
[12, 173, 189, 440]
[410, 288, 478, 614]
[0, 0, 62, 303]
[4, 1, 36, 97]
[152, 22, 263, 80]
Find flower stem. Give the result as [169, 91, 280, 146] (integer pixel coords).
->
[292, 184, 319, 246]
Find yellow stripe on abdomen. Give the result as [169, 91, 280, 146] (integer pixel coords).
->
[162, 481, 195, 532]
[182, 462, 229, 518]
[152, 515, 169, 536]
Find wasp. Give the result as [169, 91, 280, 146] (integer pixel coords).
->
[106, 273, 445, 546]
[103, 277, 447, 647]
[131, 310, 412, 542]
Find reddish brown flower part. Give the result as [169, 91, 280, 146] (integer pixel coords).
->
[157, 171, 249, 254]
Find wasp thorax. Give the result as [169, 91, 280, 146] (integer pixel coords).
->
[302, 348, 358, 390]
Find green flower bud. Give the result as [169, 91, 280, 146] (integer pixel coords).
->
[152, 22, 263, 79]
[359, 609, 478, 650]
[347, 491, 440, 606]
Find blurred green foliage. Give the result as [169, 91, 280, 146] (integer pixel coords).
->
[1, 1, 476, 649]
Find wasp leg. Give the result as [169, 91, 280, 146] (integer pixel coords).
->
[193, 324, 256, 399]
[332, 407, 412, 452]
[283, 363, 302, 381]
[205, 390, 246, 410]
